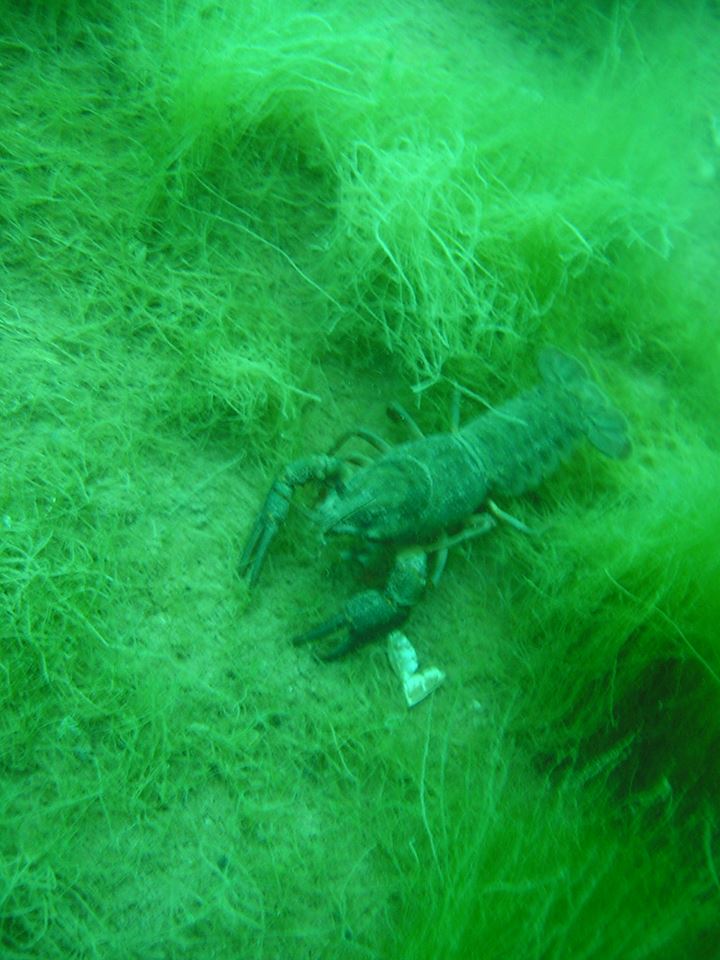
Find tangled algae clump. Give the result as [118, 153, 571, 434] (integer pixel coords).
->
[1, 1, 719, 957]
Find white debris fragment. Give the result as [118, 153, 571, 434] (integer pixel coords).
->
[387, 630, 419, 679]
[387, 631, 445, 707]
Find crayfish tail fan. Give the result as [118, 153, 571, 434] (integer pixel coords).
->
[539, 347, 632, 460]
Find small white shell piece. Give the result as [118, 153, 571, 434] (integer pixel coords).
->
[387, 631, 446, 707]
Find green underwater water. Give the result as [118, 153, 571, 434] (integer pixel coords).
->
[1, 1, 719, 957]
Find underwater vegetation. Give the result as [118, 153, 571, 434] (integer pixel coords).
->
[1, 0, 718, 957]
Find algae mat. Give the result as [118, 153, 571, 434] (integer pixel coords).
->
[1, 2, 719, 958]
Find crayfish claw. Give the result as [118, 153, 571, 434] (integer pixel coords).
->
[316, 633, 359, 662]
[291, 613, 346, 648]
[240, 455, 347, 589]
[239, 481, 294, 586]
[238, 517, 273, 587]
[289, 551, 428, 660]
[292, 613, 361, 661]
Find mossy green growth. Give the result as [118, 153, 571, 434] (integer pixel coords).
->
[393, 762, 715, 960]
[1, 0, 719, 957]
